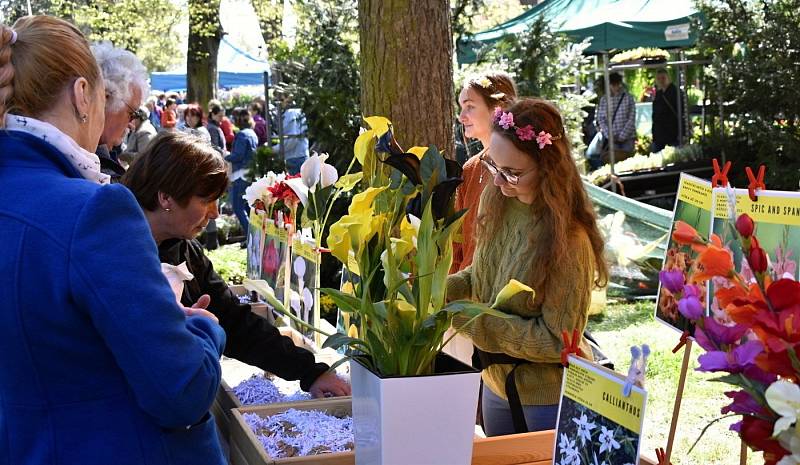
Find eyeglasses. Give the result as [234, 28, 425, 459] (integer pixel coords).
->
[107, 92, 140, 122]
[480, 153, 535, 186]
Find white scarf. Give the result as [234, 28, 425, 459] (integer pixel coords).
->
[5, 114, 110, 185]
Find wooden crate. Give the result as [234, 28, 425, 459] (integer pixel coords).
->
[472, 430, 657, 465]
[229, 285, 273, 323]
[230, 397, 354, 465]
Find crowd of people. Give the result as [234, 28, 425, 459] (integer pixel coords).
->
[0, 10, 639, 464]
[0, 15, 341, 465]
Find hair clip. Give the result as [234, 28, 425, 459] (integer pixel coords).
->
[9, 30, 17, 45]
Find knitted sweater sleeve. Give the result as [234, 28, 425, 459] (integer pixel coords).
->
[456, 231, 595, 363]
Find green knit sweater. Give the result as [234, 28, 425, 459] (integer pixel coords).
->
[447, 195, 596, 406]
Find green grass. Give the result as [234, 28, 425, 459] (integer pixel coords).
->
[589, 301, 764, 465]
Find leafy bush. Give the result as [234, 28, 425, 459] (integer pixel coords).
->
[206, 244, 247, 285]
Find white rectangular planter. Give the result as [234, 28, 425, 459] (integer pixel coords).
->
[351, 354, 481, 465]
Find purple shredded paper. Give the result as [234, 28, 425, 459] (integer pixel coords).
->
[233, 375, 312, 405]
[243, 409, 354, 458]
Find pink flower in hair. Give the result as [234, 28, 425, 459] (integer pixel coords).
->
[493, 106, 503, 120]
[498, 112, 515, 130]
[515, 125, 535, 141]
[536, 131, 554, 149]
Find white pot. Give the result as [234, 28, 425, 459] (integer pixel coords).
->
[351, 353, 481, 465]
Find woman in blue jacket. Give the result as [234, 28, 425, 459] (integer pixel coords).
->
[0, 17, 227, 465]
[225, 107, 259, 235]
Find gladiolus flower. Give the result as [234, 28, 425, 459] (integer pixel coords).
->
[659, 269, 685, 294]
[672, 220, 702, 244]
[697, 340, 763, 373]
[722, 390, 764, 416]
[693, 243, 735, 282]
[736, 214, 755, 238]
[677, 294, 704, 320]
[749, 246, 769, 274]
[738, 415, 790, 461]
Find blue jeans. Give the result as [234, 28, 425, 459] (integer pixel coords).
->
[230, 178, 250, 236]
[285, 156, 307, 175]
[482, 383, 558, 436]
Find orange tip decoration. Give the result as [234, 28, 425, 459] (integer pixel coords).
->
[560, 328, 585, 367]
[711, 158, 731, 188]
[671, 330, 690, 354]
[745, 165, 766, 202]
[655, 447, 674, 465]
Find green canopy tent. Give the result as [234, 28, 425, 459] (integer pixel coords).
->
[458, 0, 702, 64]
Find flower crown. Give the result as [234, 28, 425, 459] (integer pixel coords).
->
[471, 76, 506, 101]
[493, 107, 561, 149]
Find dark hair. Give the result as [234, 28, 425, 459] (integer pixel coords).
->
[121, 131, 228, 211]
[183, 103, 204, 128]
[232, 107, 254, 129]
[463, 71, 517, 109]
[249, 101, 263, 115]
[656, 68, 669, 76]
[208, 104, 223, 119]
[609, 72, 623, 85]
[480, 98, 608, 290]
[165, 98, 176, 107]
[0, 16, 102, 128]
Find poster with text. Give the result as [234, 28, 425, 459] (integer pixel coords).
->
[554, 356, 647, 465]
[289, 236, 320, 341]
[246, 210, 265, 280]
[709, 187, 800, 316]
[655, 173, 712, 335]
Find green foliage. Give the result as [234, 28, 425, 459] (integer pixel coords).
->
[250, 0, 283, 54]
[475, 17, 593, 159]
[248, 145, 285, 181]
[696, 0, 800, 190]
[451, 0, 485, 46]
[9, 0, 183, 72]
[269, 0, 360, 173]
[206, 244, 247, 285]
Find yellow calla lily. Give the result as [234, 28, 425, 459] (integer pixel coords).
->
[407, 146, 428, 159]
[348, 324, 359, 338]
[349, 186, 387, 214]
[364, 116, 391, 137]
[327, 218, 354, 265]
[399, 215, 418, 250]
[389, 237, 414, 260]
[492, 279, 535, 308]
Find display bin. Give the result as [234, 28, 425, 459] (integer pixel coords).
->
[230, 398, 354, 465]
[230, 285, 273, 323]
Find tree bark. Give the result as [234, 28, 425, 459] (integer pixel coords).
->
[359, 0, 455, 158]
[187, 0, 222, 109]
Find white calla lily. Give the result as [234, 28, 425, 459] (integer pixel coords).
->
[300, 154, 322, 189]
[285, 176, 309, 207]
[320, 162, 339, 188]
[766, 380, 800, 436]
[243, 176, 272, 208]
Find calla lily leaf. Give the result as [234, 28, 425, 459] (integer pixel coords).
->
[322, 332, 369, 351]
[420, 145, 445, 186]
[492, 279, 536, 308]
[321, 287, 362, 313]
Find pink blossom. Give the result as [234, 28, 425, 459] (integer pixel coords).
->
[515, 125, 535, 141]
[499, 112, 515, 130]
[493, 106, 503, 121]
[536, 131, 553, 149]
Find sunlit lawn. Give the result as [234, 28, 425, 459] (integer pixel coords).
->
[589, 301, 764, 465]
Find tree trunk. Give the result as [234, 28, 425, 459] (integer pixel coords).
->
[359, 0, 455, 158]
[187, 0, 222, 110]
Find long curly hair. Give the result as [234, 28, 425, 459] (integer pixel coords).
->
[477, 98, 608, 290]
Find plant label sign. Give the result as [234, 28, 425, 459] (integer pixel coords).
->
[289, 235, 320, 340]
[246, 209, 265, 280]
[710, 187, 800, 315]
[655, 173, 712, 335]
[554, 355, 647, 465]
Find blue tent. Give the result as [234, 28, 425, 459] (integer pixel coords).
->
[150, 35, 270, 92]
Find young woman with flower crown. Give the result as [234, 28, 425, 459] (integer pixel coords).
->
[447, 98, 609, 436]
[452, 72, 517, 273]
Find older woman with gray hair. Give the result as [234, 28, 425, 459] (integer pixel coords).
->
[91, 41, 149, 181]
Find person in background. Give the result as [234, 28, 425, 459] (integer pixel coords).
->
[180, 103, 211, 143]
[586, 72, 636, 169]
[145, 95, 162, 131]
[250, 101, 269, 146]
[209, 98, 234, 150]
[273, 95, 309, 175]
[161, 97, 178, 129]
[226, 107, 259, 235]
[122, 132, 351, 398]
[0, 16, 226, 465]
[207, 104, 227, 156]
[448, 99, 608, 436]
[452, 72, 517, 273]
[92, 41, 148, 182]
[119, 105, 157, 166]
[651, 68, 684, 153]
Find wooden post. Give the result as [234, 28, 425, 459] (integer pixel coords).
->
[740, 439, 748, 465]
[665, 339, 693, 462]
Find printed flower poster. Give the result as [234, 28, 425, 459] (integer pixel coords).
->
[289, 235, 320, 340]
[709, 187, 800, 318]
[655, 173, 712, 336]
[554, 356, 646, 465]
[246, 209, 265, 280]
[260, 219, 290, 292]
